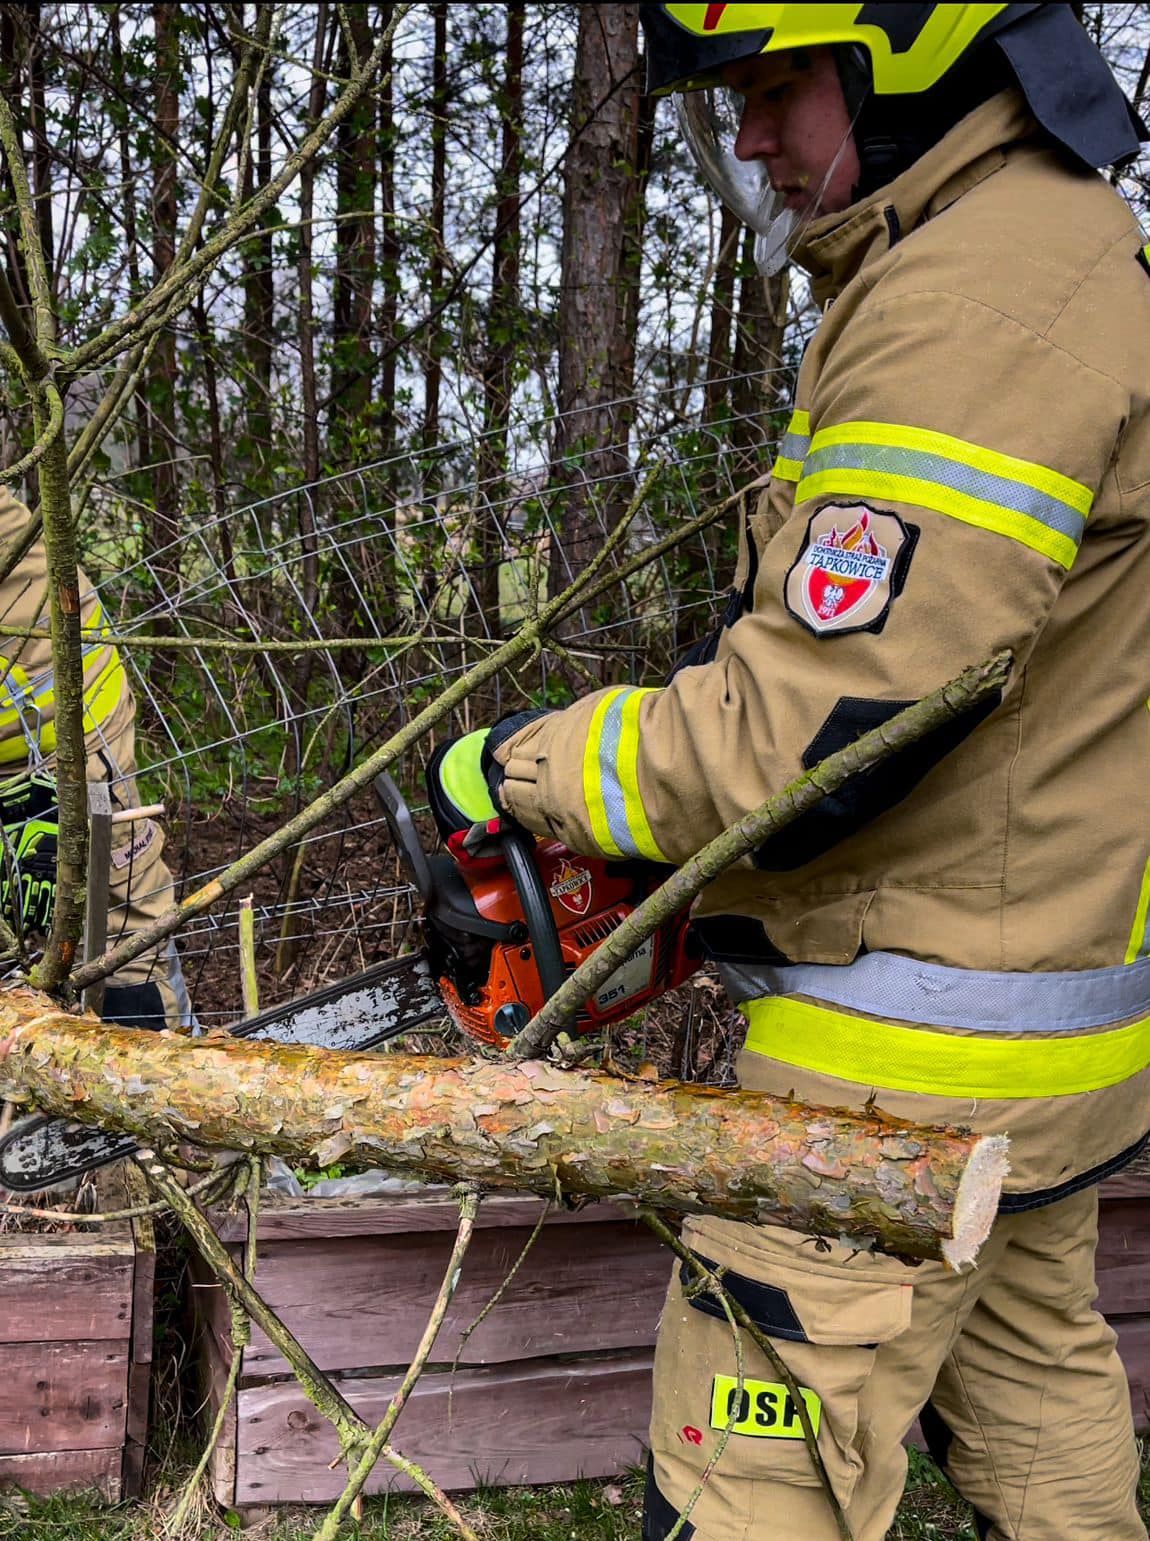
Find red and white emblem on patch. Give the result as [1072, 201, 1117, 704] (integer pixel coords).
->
[549, 859, 592, 916]
[784, 504, 912, 637]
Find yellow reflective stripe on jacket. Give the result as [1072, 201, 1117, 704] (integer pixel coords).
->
[0, 600, 125, 764]
[582, 686, 668, 862]
[795, 420, 1092, 570]
[741, 996, 1150, 1099]
[772, 409, 810, 483]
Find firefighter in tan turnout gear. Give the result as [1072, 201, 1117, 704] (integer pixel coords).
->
[0, 488, 191, 1032]
[434, 3, 1150, 1536]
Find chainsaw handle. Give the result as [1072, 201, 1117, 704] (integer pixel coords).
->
[500, 826, 567, 1003]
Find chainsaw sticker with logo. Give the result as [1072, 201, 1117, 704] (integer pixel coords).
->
[710, 1375, 822, 1439]
[784, 504, 916, 637]
[549, 858, 592, 916]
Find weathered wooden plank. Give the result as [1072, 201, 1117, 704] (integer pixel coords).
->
[218, 1221, 667, 1376]
[0, 1237, 133, 1345]
[194, 1287, 238, 1511]
[1115, 1317, 1150, 1433]
[0, 1447, 121, 1499]
[210, 1192, 638, 1244]
[188, 1247, 239, 1383]
[122, 1164, 156, 1499]
[1097, 1200, 1150, 1317]
[0, 1342, 127, 1454]
[234, 1353, 654, 1504]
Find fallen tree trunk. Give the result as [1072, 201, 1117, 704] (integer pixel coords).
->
[0, 988, 1006, 1265]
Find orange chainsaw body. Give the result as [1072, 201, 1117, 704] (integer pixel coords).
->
[432, 835, 700, 1049]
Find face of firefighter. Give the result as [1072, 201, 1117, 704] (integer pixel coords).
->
[725, 47, 861, 220]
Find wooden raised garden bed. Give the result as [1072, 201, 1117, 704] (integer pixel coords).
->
[0, 1166, 155, 1501]
[190, 1190, 669, 1511]
[191, 1156, 1150, 1515]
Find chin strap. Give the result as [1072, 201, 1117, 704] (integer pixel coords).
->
[836, 41, 1014, 201]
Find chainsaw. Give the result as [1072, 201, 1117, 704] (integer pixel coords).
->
[0, 771, 700, 1190]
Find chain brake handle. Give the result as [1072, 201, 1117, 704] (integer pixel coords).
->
[375, 773, 566, 1005]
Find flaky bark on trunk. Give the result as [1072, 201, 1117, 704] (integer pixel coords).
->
[0, 988, 1006, 1266]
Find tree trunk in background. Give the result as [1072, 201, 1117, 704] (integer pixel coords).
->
[110, 6, 151, 489]
[0, 10, 38, 499]
[26, 3, 53, 299]
[148, 1, 181, 611]
[330, 1, 376, 464]
[377, 1, 398, 464]
[240, 47, 275, 476]
[420, 1, 448, 477]
[291, 2, 330, 713]
[731, 229, 789, 478]
[472, 1, 524, 638]
[548, 4, 644, 600]
[703, 204, 741, 429]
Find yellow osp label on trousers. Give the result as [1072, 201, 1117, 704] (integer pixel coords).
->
[710, 1375, 822, 1439]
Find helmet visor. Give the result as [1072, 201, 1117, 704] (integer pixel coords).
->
[675, 81, 860, 275]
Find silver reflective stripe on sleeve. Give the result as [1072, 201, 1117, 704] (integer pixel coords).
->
[719, 950, 1150, 1033]
[801, 442, 1087, 545]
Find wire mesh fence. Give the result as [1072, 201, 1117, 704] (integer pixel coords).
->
[75, 374, 789, 1076]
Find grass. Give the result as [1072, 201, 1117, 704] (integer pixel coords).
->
[6, 1447, 1150, 1541]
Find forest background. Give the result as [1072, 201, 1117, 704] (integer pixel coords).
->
[0, 7, 1146, 1539]
[0, 1, 1146, 1025]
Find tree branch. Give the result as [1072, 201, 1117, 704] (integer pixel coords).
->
[135, 1148, 372, 1464]
[0, 94, 56, 353]
[0, 990, 1008, 1263]
[0, 374, 62, 485]
[312, 1187, 483, 1540]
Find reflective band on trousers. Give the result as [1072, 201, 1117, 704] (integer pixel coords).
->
[773, 408, 809, 483]
[583, 686, 667, 863]
[794, 420, 1092, 570]
[741, 996, 1150, 1100]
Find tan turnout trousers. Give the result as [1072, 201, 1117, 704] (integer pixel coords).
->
[644, 1055, 1144, 1541]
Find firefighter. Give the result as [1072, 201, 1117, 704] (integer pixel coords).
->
[432, 3, 1150, 1536]
[0, 485, 191, 1030]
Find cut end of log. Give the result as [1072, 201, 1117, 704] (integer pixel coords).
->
[941, 1134, 1010, 1271]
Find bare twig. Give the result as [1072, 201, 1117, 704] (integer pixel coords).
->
[642, 1209, 853, 1541]
[0, 379, 63, 485]
[666, 1242, 746, 1541]
[135, 1149, 372, 1465]
[0, 1161, 234, 1225]
[312, 1186, 483, 1540]
[165, 1157, 262, 1535]
[66, 5, 413, 379]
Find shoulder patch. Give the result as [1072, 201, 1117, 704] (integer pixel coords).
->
[1137, 242, 1150, 279]
[784, 504, 917, 638]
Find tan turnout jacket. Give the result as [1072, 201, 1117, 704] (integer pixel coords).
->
[494, 91, 1150, 1198]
